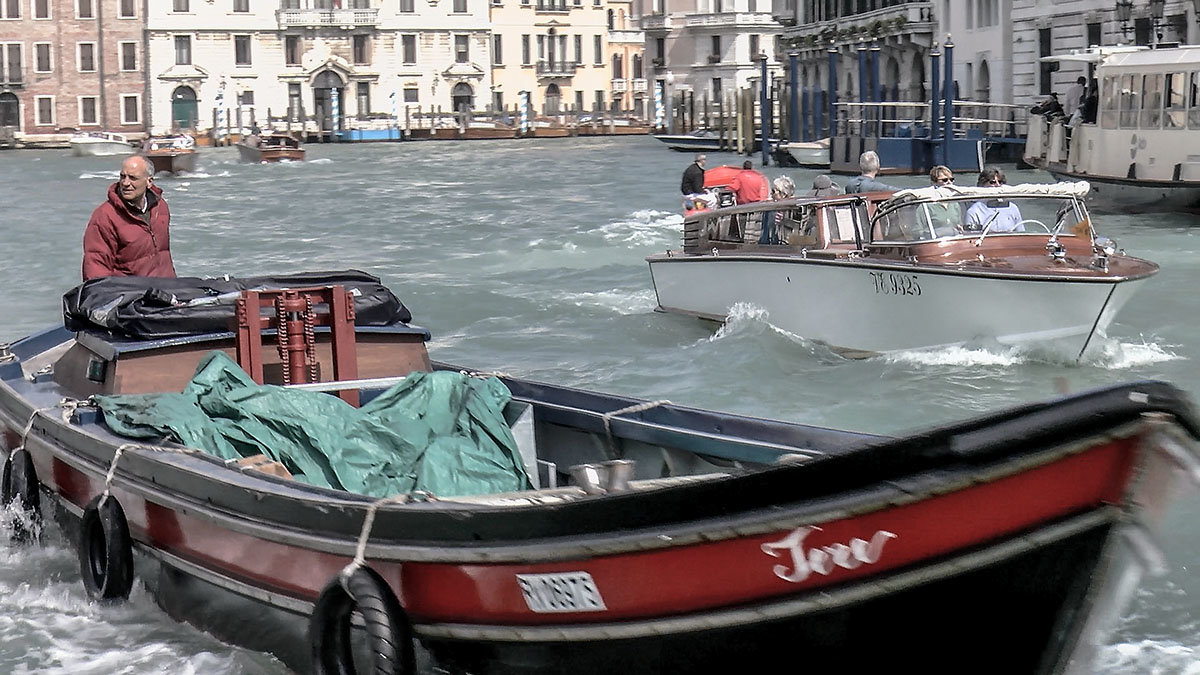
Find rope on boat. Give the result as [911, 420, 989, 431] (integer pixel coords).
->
[341, 491, 436, 584]
[9, 400, 74, 459]
[97, 444, 131, 508]
[97, 440, 211, 508]
[602, 400, 670, 458]
[458, 369, 512, 380]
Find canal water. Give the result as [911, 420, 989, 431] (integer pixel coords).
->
[0, 137, 1198, 673]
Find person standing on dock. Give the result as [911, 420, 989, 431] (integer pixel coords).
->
[681, 153, 706, 195]
[82, 155, 176, 281]
[844, 151, 896, 194]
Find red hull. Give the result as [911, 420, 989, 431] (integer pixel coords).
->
[23, 433, 1136, 627]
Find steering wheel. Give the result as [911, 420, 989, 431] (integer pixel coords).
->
[1016, 219, 1051, 232]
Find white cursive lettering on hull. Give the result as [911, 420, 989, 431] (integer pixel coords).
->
[760, 526, 898, 583]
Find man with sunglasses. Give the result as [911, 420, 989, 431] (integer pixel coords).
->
[82, 154, 177, 280]
[964, 167, 1024, 233]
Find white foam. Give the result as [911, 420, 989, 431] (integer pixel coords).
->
[559, 288, 658, 315]
[598, 210, 682, 248]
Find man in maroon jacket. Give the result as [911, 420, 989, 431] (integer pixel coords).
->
[82, 155, 177, 280]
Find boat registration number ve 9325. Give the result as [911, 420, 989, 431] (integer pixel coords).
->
[516, 572, 608, 613]
[868, 271, 922, 296]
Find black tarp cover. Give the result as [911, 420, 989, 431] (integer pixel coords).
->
[63, 270, 412, 339]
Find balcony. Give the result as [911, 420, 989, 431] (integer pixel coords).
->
[612, 78, 627, 93]
[608, 29, 646, 45]
[684, 11, 780, 29]
[534, 0, 570, 12]
[782, 1, 934, 51]
[641, 13, 670, 31]
[276, 7, 379, 29]
[536, 60, 578, 77]
[632, 78, 648, 92]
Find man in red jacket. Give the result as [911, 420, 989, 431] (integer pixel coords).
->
[82, 155, 177, 280]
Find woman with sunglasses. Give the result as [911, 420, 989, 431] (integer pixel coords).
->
[926, 166, 962, 236]
[964, 167, 1024, 232]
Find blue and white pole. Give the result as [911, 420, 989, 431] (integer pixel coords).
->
[519, 91, 529, 135]
[331, 86, 341, 140]
[389, 90, 398, 139]
[654, 80, 664, 131]
[215, 80, 226, 144]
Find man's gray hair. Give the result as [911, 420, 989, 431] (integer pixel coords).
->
[859, 150, 880, 175]
[695, 153, 706, 162]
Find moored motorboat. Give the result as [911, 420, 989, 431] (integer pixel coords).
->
[1, 270, 1196, 674]
[68, 131, 134, 157]
[654, 128, 778, 153]
[648, 182, 1157, 359]
[777, 137, 830, 168]
[1024, 45, 1200, 212]
[234, 132, 305, 163]
[141, 134, 198, 175]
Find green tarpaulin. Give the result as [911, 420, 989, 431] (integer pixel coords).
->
[95, 351, 531, 498]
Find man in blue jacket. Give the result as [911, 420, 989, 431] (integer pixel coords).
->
[844, 150, 896, 193]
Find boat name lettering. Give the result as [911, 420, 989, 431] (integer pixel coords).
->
[868, 271, 921, 297]
[516, 572, 608, 613]
[760, 526, 898, 583]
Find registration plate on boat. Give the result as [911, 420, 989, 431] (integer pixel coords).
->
[516, 572, 607, 613]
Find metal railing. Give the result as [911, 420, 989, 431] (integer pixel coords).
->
[832, 100, 1028, 140]
[536, 60, 578, 76]
[276, 8, 379, 27]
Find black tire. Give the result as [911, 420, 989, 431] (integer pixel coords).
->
[0, 453, 11, 505]
[78, 494, 134, 601]
[3, 448, 41, 542]
[310, 565, 414, 675]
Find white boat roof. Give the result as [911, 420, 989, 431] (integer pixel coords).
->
[1096, 45, 1200, 69]
[1039, 46, 1146, 64]
[883, 181, 1091, 207]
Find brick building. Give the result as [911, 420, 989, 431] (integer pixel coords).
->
[0, 0, 148, 143]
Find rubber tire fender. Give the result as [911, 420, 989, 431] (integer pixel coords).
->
[78, 494, 134, 601]
[2, 448, 41, 542]
[310, 565, 414, 675]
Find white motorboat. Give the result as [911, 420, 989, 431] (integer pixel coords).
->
[1024, 45, 1200, 212]
[778, 137, 830, 168]
[68, 131, 134, 157]
[647, 182, 1158, 359]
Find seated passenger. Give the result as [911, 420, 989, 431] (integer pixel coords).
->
[964, 167, 1023, 232]
[927, 165, 962, 237]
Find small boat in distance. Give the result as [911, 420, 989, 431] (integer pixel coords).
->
[777, 137, 831, 168]
[655, 128, 778, 153]
[68, 131, 134, 157]
[648, 182, 1157, 359]
[141, 133, 198, 175]
[1024, 45, 1200, 212]
[234, 132, 305, 163]
[1, 270, 1197, 674]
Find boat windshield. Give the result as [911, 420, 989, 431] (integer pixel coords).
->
[871, 196, 1088, 243]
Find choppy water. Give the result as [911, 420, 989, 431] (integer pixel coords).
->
[1, 137, 1199, 673]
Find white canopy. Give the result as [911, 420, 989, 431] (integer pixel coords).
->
[883, 181, 1091, 208]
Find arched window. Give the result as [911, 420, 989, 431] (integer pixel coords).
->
[170, 86, 198, 130]
[452, 82, 474, 113]
[607, 8, 614, 29]
[612, 54, 623, 80]
[0, 92, 19, 129]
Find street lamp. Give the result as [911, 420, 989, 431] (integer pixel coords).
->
[1115, 0, 1134, 38]
[1149, 0, 1165, 46]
